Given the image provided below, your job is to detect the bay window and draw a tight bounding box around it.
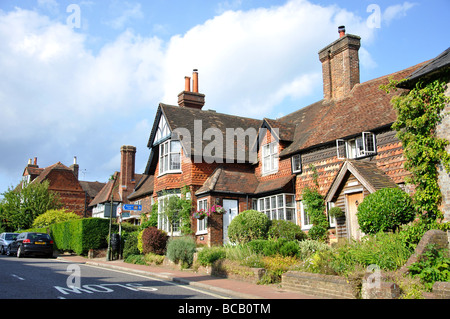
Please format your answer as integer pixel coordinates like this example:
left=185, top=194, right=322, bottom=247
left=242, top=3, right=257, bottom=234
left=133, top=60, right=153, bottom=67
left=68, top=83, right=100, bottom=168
left=159, top=140, right=181, bottom=175
left=257, top=193, right=296, bottom=223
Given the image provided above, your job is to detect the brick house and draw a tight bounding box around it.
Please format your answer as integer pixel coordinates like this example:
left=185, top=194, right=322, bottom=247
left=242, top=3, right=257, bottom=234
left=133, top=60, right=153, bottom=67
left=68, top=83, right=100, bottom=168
left=21, top=157, right=104, bottom=217
left=134, top=26, right=439, bottom=245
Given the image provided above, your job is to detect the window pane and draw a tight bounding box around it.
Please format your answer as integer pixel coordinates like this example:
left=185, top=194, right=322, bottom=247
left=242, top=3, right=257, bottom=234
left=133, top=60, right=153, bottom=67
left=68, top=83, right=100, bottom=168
left=170, top=140, right=181, bottom=153
left=271, top=196, right=276, bottom=209
left=285, top=195, right=294, bottom=207
left=170, top=153, right=180, bottom=170
left=265, top=198, right=270, bottom=211
left=277, top=195, right=284, bottom=208
left=286, top=208, right=295, bottom=222
left=277, top=208, right=284, bottom=220
left=271, top=209, right=277, bottom=220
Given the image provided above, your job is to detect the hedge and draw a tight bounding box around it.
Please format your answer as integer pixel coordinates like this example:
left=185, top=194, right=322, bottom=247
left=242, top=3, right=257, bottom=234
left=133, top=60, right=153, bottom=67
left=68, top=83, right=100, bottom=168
left=50, top=218, right=110, bottom=255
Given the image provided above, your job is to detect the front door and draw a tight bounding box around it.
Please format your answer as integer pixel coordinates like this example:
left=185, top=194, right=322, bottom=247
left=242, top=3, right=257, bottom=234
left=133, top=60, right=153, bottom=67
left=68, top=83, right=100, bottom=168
left=347, top=192, right=364, bottom=240
left=222, top=199, right=238, bottom=245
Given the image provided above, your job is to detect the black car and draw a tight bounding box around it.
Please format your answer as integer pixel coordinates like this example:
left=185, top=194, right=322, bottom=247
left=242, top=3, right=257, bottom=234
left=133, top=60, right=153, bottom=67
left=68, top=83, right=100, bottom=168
left=6, top=232, right=54, bottom=258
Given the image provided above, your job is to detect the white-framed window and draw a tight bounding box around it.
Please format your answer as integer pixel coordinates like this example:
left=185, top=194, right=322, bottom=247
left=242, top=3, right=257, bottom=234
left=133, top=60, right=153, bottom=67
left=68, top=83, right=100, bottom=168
left=257, top=193, right=296, bottom=223
left=262, top=141, right=279, bottom=175
left=196, top=198, right=208, bottom=235
left=299, top=201, right=313, bottom=230
left=155, top=115, right=170, bottom=143
left=158, top=194, right=181, bottom=236
left=159, top=140, right=182, bottom=175
left=336, top=132, right=376, bottom=159
left=291, top=154, right=302, bottom=173
left=327, top=202, right=336, bottom=228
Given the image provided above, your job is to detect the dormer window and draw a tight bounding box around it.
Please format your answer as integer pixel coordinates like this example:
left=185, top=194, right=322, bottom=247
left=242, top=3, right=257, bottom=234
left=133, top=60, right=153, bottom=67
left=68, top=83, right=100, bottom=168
left=262, top=141, right=278, bottom=175
left=291, top=154, right=302, bottom=173
left=336, top=132, right=376, bottom=159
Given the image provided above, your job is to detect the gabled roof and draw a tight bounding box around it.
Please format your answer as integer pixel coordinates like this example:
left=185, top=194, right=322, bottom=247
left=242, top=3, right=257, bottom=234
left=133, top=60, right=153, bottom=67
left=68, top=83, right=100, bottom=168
left=278, top=62, right=427, bottom=157
left=89, top=172, right=121, bottom=206
left=146, top=104, right=263, bottom=172
left=31, top=162, right=72, bottom=185
left=79, top=181, right=106, bottom=199
left=325, top=160, right=398, bottom=202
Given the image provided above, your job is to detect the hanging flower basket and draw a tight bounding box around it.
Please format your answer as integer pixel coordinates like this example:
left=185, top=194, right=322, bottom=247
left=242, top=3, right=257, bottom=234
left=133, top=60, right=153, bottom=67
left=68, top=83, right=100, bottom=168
left=192, top=209, right=210, bottom=220
left=209, top=204, right=226, bottom=215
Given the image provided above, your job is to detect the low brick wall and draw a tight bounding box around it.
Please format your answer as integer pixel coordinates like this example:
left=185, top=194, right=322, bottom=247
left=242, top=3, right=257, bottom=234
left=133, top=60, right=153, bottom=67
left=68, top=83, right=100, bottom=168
left=282, top=271, right=357, bottom=299
left=211, top=259, right=266, bottom=284
left=424, top=282, right=450, bottom=299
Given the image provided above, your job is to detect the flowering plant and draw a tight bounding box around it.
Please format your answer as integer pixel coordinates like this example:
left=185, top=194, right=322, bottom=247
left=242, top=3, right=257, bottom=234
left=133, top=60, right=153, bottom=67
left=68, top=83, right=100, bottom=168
left=209, top=204, right=226, bottom=215
left=192, top=209, right=210, bottom=220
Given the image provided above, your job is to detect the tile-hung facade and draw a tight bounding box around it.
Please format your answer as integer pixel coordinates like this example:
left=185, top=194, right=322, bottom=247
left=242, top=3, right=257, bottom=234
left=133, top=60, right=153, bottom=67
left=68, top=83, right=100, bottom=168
left=130, top=26, right=445, bottom=246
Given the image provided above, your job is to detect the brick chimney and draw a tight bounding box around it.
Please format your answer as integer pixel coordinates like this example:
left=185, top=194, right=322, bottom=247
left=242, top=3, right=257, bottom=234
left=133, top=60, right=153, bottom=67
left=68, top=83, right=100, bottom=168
left=318, top=26, right=361, bottom=100
left=177, top=69, right=205, bottom=109
left=119, top=145, right=136, bottom=201
left=70, top=156, right=79, bottom=180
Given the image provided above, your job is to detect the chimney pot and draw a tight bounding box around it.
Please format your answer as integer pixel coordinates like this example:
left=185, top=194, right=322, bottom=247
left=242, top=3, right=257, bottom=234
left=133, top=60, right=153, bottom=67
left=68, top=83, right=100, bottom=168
left=34, top=157, right=37, bottom=165
left=184, top=76, right=191, bottom=92
left=193, top=69, right=199, bottom=93
left=338, top=25, right=346, bottom=38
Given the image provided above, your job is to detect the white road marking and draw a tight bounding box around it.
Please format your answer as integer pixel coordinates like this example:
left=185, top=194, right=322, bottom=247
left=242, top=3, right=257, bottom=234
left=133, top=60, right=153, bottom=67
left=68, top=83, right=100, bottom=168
left=11, top=274, right=25, bottom=280
left=56, top=260, right=229, bottom=299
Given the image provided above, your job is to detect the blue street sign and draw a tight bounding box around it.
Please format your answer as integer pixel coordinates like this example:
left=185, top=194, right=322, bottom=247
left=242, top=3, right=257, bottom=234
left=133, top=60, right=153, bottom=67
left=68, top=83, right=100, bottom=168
left=123, top=204, right=142, bottom=211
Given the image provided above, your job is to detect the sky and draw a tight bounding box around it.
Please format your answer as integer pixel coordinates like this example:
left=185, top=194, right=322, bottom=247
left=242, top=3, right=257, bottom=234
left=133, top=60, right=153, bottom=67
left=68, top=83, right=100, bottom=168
left=0, top=0, right=449, bottom=196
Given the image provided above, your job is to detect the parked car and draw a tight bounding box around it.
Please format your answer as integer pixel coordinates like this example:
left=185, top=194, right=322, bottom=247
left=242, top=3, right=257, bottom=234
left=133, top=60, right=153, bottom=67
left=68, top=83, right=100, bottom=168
left=6, top=232, right=54, bottom=258
left=0, top=232, right=19, bottom=255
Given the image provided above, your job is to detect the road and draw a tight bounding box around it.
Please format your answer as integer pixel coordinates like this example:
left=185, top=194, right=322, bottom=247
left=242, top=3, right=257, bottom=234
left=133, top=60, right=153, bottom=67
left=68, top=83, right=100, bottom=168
left=0, top=254, right=231, bottom=300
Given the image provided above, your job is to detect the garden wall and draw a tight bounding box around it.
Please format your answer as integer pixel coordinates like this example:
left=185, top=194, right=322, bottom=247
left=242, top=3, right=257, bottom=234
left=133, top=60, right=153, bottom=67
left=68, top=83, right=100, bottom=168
left=282, top=271, right=357, bottom=299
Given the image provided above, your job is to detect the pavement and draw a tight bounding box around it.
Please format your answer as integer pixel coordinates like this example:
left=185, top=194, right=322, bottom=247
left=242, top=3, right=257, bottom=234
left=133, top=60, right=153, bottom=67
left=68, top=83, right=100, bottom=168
left=56, top=254, right=319, bottom=299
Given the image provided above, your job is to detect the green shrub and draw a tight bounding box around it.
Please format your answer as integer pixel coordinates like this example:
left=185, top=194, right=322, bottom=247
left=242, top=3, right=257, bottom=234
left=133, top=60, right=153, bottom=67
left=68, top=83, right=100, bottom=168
left=279, top=240, right=300, bottom=257
left=32, top=209, right=81, bottom=228
left=144, top=252, right=165, bottom=265
left=50, top=218, right=110, bottom=255
left=332, top=232, right=413, bottom=275
left=123, top=231, right=140, bottom=259
left=297, top=239, right=331, bottom=260
left=166, top=236, right=197, bottom=269
left=259, top=255, right=299, bottom=284
left=357, top=187, right=416, bottom=234
left=141, top=227, right=168, bottom=255
left=247, top=239, right=269, bottom=254
left=196, top=246, right=226, bottom=267
left=268, top=220, right=307, bottom=241
left=124, top=254, right=146, bottom=265
left=408, top=245, right=450, bottom=291
left=228, top=210, right=270, bottom=244
left=248, top=238, right=299, bottom=257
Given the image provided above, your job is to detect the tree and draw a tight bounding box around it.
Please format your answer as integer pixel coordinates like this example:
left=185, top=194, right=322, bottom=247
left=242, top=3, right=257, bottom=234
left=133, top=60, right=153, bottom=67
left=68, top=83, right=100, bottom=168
left=32, top=208, right=81, bottom=228
left=0, top=180, right=61, bottom=231
left=356, top=187, right=415, bottom=234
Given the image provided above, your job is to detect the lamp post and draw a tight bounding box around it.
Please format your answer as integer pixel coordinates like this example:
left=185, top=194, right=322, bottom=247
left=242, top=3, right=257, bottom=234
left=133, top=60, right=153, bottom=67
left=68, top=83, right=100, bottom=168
left=106, top=175, right=119, bottom=261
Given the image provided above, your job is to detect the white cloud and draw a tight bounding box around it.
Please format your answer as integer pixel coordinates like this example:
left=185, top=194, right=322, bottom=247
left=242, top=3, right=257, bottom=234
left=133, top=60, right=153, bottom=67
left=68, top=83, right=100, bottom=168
left=0, top=0, right=399, bottom=191
left=161, top=0, right=375, bottom=118
left=383, top=2, right=417, bottom=25
left=105, top=2, right=144, bottom=30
